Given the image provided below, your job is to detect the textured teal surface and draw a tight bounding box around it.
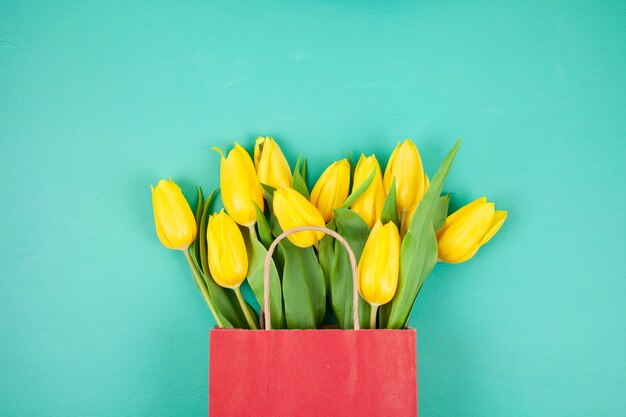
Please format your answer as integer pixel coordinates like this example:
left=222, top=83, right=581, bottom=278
left=1, top=1, right=625, bottom=416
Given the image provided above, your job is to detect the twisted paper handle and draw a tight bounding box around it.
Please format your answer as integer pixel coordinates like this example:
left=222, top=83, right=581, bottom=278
left=263, top=226, right=360, bottom=330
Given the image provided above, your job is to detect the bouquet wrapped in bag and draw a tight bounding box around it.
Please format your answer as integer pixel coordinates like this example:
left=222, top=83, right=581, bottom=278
left=150, top=137, right=507, bottom=416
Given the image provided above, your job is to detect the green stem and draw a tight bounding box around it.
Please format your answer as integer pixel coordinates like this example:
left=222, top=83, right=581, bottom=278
left=233, top=286, right=259, bottom=330
left=183, top=250, right=225, bottom=328
left=370, top=305, right=379, bottom=329
left=248, top=224, right=257, bottom=240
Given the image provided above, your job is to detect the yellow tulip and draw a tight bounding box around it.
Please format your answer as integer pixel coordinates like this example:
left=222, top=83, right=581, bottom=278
left=214, top=143, right=264, bottom=227
left=401, top=174, right=430, bottom=236
left=437, top=197, right=507, bottom=263
left=350, top=154, right=386, bottom=228
left=254, top=136, right=292, bottom=189
left=273, top=187, right=325, bottom=247
left=358, top=220, right=401, bottom=328
left=151, top=179, right=197, bottom=250
left=383, top=139, right=425, bottom=215
left=310, top=159, right=350, bottom=222
left=206, top=210, right=248, bottom=288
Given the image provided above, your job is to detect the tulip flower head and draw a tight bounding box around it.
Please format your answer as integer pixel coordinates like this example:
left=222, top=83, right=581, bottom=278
left=254, top=136, right=292, bottom=190
left=151, top=179, right=197, bottom=250
left=206, top=210, right=249, bottom=288
left=383, top=139, right=425, bottom=215
left=273, top=187, right=326, bottom=248
left=437, top=197, right=507, bottom=263
left=350, top=154, right=386, bottom=228
left=358, top=220, right=401, bottom=307
left=310, top=159, right=351, bottom=222
left=214, top=143, right=264, bottom=227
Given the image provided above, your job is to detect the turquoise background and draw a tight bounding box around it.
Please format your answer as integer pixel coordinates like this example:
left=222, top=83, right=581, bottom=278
left=1, top=1, right=625, bottom=416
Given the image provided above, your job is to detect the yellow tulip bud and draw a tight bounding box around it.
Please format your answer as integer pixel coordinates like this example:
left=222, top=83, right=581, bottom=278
left=214, top=143, right=264, bottom=227
left=273, top=187, right=325, bottom=248
left=350, top=154, right=386, bottom=228
left=254, top=136, right=292, bottom=190
left=206, top=210, right=248, bottom=288
left=401, top=174, right=430, bottom=236
left=437, top=197, right=507, bottom=263
left=310, top=159, right=350, bottom=222
left=384, top=139, right=425, bottom=214
left=358, top=220, right=401, bottom=306
left=151, top=179, right=197, bottom=250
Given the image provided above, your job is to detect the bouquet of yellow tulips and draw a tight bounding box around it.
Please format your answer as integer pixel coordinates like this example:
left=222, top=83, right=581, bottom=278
left=151, top=137, right=506, bottom=330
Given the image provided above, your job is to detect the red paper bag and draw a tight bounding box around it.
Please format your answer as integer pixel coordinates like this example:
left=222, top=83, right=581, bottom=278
left=209, top=226, right=418, bottom=417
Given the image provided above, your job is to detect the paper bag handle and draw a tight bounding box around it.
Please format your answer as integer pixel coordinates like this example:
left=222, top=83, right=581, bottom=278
left=263, top=225, right=360, bottom=330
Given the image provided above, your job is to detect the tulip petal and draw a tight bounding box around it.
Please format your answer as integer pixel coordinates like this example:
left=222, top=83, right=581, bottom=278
left=219, top=144, right=264, bottom=226
left=447, top=243, right=480, bottom=263
left=437, top=196, right=487, bottom=237
left=350, top=154, right=385, bottom=228
left=151, top=179, right=197, bottom=250
left=479, top=210, right=507, bottom=246
left=207, top=211, right=248, bottom=288
left=256, top=138, right=292, bottom=190
left=358, top=221, right=400, bottom=306
left=383, top=139, right=425, bottom=212
left=445, top=210, right=506, bottom=264
left=358, top=221, right=383, bottom=302
left=310, top=160, right=350, bottom=222
left=253, top=136, right=264, bottom=168
left=382, top=144, right=400, bottom=192
left=379, top=222, right=401, bottom=304
left=152, top=185, right=173, bottom=249
left=274, top=188, right=325, bottom=247
left=438, top=202, right=494, bottom=262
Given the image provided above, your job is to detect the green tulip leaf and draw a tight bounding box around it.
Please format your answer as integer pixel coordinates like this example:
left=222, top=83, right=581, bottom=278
left=292, top=155, right=310, bottom=198
left=194, top=186, right=203, bottom=224
left=357, top=291, right=372, bottom=329
left=261, top=183, right=276, bottom=209
left=378, top=301, right=391, bottom=329
left=198, top=195, right=215, bottom=275
left=245, top=299, right=260, bottom=324
left=205, top=273, right=249, bottom=328
left=341, top=169, right=376, bottom=209
left=241, top=227, right=285, bottom=329
left=317, top=219, right=336, bottom=294
left=387, top=139, right=460, bottom=329
left=193, top=188, right=217, bottom=261
left=267, top=217, right=285, bottom=270
left=381, top=178, right=400, bottom=228
left=187, top=250, right=247, bottom=329
left=261, top=182, right=284, bottom=265
left=191, top=190, right=250, bottom=329
left=293, top=154, right=302, bottom=175
left=433, top=194, right=451, bottom=232
left=301, top=158, right=308, bottom=179
left=330, top=208, right=371, bottom=329
left=347, top=152, right=355, bottom=178
left=254, top=203, right=273, bottom=248
left=281, top=240, right=326, bottom=329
